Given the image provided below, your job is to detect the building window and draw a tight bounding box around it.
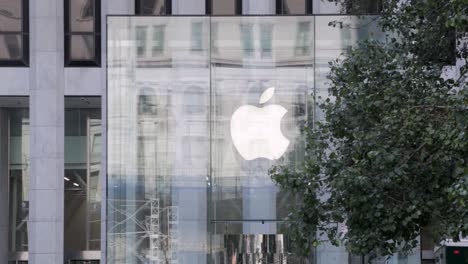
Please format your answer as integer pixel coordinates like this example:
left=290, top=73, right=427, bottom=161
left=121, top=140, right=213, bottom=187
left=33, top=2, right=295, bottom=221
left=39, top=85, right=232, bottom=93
left=240, top=24, right=254, bottom=57
left=295, top=21, right=311, bottom=56
left=0, top=0, right=29, bottom=66
left=136, top=26, right=147, bottom=57
left=191, top=22, right=203, bottom=52
left=206, top=0, right=242, bottom=15
left=312, top=0, right=382, bottom=14
left=260, top=24, right=273, bottom=58
left=276, top=0, right=312, bottom=15
left=345, top=0, right=382, bottom=14
left=64, top=0, right=101, bottom=67
left=136, top=0, right=171, bottom=15
left=0, top=98, right=29, bottom=263
left=64, top=97, right=102, bottom=263
left=152, top=25, right=165, bottom=56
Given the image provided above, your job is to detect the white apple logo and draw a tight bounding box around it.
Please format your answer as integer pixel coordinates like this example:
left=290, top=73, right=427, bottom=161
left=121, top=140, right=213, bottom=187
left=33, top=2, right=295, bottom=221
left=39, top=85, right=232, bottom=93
left=230, top=87, right=290, bottom=161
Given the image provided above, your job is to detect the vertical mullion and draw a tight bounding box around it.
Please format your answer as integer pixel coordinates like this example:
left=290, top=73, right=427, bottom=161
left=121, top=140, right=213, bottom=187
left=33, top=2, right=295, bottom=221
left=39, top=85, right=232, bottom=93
left=22, top=0, right=29, bottom=65
left=64, top=0, right=70, bottom=65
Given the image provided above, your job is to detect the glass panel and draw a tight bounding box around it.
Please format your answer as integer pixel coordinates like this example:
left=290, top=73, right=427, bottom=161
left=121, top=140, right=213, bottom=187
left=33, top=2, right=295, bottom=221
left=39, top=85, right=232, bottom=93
left=108, top=17, right=210, bottom=264
left=210, top=17, right=312, bottom=263
left=6, top=108, right=29, bottom=254
left=64, top=106, right=102, bottom=261
left=280, top=0, right=306, bottom=14
left=70, top=0, right=95, bottom=32
left=0, top=0, right=22, bottom=32
left=70, top=34, right=95, bottom=60
left=212, top=0, right=236, bottom=15
left=0, top=34, right=22, bottom=60
left=139, top=0, right=166, bottom=15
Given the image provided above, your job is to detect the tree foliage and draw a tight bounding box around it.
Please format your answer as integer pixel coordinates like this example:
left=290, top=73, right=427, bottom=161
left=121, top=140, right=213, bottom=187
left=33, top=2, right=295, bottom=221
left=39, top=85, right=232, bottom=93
left=271, top=0, right=468, bottom=257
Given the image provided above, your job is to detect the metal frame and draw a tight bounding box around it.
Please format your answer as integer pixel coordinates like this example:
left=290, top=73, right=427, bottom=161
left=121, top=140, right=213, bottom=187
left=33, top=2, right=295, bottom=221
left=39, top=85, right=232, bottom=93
left=0, top=0, right=29, bottom=67
left=64, top=0, right=101, bottom=67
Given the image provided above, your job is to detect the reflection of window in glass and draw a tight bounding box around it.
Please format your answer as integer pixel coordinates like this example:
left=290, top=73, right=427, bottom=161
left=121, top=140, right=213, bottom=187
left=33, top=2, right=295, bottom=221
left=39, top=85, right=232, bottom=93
left=138, top=94, right=158, bottom=116
left=0, top=0, right=29, bottom=66
left=136, top=26, right=147, bottom=57
left=241, top=24, right=254, bottom=57
left=295, top=21, right=311, bottom=56
left=3, top=108, right=29, bottom=258
left=260, top=24, right=273, bottom=58
left=152, top=25, right=164, bottom=56
left=276, top=0, right=310, bottom=14
left=64, top=105, right=102, bottom=263
left=65, top=0, right=101, bottom=66
left=135, top=0, right=171, bottom=15
left=184, top=86, right=206, bottom=114
left=191, top=22, right=203, bottom=52
left=211, top=22, right=219, bottom=54
left=209, top=0, right=241, bottom=15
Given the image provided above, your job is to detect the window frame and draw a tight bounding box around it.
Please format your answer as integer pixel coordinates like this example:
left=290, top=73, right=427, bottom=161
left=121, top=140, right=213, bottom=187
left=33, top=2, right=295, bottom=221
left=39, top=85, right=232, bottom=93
left=206, top=0, right=242, bottom=15
left=276, top=0, right=312, bottom=15
left=64, top=0, right=101, bottom=67
left=0, top=0, right=29, bottom=67
left=135, top=0, right=172, bottom=15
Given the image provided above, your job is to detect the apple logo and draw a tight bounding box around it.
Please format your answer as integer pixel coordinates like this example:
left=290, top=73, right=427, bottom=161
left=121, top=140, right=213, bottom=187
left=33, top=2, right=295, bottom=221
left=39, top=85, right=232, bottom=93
left=230, top=87, right=290, bottom=161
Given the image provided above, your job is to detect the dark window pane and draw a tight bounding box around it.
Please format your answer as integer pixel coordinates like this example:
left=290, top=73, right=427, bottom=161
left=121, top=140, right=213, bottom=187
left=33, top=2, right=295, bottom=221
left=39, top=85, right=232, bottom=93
left=140, top=0, right=166, bottom=15
left=70, top=0, right=95, bottom=32
left=212, top=0, right=236, bottom=15
left=346, top=0, right=382, bottom=14
left=0, top=34, right=22, bottom=60
left=0, top=0, right=22, bottom=32
left=280, top=0, right=306, bottom=14
left=70, top=34, right=95, bottom=60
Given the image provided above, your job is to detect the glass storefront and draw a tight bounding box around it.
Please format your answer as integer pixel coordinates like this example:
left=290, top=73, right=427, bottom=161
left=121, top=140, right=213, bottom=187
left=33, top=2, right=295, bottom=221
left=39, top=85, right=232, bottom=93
left=64, top=97, right=102, bottom=263
left=108, top=16, right=418, bottom=264
left=0, top=97, right=29, bottom=264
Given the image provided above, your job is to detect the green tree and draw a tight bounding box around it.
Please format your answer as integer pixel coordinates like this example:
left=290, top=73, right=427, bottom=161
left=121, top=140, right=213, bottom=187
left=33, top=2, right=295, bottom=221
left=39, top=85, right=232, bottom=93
left=271, top=0, right=468, bottom=258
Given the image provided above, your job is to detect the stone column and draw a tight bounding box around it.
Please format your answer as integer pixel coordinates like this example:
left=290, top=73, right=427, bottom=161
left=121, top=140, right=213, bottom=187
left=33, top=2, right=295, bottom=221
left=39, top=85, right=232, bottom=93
left=0, top=109, right=9, bottom=263
left=28, top=0, right=65, bottom=263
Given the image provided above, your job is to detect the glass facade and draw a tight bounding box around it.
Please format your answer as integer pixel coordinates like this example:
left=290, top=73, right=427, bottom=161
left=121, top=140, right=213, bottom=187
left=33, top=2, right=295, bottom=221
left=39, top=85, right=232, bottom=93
left=107, top=16, right=420, bottom=264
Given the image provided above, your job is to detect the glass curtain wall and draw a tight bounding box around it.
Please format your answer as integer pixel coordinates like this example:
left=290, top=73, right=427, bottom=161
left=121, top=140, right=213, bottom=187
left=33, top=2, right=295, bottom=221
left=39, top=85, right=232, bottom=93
left=108, top=17, right=210, bottom=264
left=108, top=16, right=420, bottom=264
left=64, top=97, right=102, bottom=263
